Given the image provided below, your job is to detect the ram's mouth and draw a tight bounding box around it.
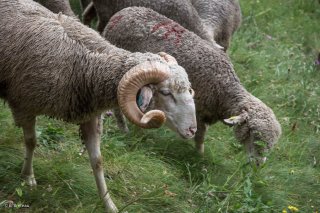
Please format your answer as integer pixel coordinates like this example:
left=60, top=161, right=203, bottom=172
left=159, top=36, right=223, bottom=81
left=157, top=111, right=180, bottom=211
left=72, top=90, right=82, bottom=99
left=177, top=128, right=195, bottom=139
left=165, top=115, right=196, bottom=139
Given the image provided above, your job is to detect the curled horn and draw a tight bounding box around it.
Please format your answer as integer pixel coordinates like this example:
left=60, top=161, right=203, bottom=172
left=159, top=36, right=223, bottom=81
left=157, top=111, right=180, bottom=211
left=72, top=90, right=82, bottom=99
left=117, top=61, right=171, bottom=128
left=158, top=52, right=178, bottom=65
left=223, top=110, right=249, bottom=126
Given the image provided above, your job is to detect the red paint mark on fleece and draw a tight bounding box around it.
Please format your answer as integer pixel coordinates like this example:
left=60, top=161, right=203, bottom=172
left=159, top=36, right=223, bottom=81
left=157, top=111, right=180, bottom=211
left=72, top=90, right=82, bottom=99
left=151, top=21, right=185, bottom=46
left=108, top=15, right=124, bottom=30
left=151, top=21, right=172, bottom=33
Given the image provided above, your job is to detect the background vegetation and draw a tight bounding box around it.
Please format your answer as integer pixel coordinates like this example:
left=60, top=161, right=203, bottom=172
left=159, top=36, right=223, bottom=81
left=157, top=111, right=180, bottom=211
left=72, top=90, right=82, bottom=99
left=1, top=0, right=319, bottom=212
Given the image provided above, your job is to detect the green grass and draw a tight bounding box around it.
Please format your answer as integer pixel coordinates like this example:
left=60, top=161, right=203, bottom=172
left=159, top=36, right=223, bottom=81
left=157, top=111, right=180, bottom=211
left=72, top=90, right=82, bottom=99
left=1, top=0, right=320, bottom=212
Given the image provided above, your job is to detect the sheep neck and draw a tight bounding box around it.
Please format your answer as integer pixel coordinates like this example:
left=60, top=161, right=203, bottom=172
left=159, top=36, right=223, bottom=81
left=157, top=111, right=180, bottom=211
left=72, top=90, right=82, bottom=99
left=66, top=50, right=131, bottom=122
left=174, top=42, right=248, bottom=122
left=217, top=82, right=252, bottom=120
left=174, top=42, right=250, bottom=122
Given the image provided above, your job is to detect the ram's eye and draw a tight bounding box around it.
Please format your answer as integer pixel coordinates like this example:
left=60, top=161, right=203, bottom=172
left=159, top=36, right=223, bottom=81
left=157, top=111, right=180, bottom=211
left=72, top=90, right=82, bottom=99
left=160, top=90, right=171, bottom=96
left=189, top=88, right=195, bottom=97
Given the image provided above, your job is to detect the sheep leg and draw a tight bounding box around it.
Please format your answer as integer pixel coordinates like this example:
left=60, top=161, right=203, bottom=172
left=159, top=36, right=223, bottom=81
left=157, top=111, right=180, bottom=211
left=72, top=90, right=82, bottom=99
left=82, top=2, right=96, bottom=26
left=80, top=116, right=118, bottom=213
left=21, top=118, right=37, bottom=186
left=80, top=0, right=92, bottom=11
left=113, top=108, right=129, bottom=133
left=194, top=119, right=208, bottom=154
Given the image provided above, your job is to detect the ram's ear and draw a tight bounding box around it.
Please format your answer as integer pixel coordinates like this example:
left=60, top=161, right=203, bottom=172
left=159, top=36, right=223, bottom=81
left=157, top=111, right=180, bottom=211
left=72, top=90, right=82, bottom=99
left=158, top=52, right=178, bottom=65
left=223, top=111, right=248, bottom=126
left=137, top=86, right=153, bottom=112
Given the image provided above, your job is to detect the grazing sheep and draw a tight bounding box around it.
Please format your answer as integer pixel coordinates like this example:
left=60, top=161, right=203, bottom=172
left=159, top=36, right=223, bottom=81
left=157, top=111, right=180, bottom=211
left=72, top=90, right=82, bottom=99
left=35, top=0, right=76, bottom=17
left=104, top=7, right=281, bottom=165
left=191, top=0, right=242, bottom=50
left=82, top=0, right=219, bottom=47
left=0, top=1, right=197, bottom=212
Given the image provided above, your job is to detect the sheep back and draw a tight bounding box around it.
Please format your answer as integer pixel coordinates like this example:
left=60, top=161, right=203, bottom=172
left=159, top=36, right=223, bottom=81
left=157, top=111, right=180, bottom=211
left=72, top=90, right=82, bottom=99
left=92, top=0, right=212, bottom=42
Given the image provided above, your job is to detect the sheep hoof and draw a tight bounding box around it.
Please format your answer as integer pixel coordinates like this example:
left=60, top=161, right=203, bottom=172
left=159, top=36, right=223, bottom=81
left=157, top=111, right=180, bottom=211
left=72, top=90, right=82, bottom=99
left=23, top=175, right=37, bottom=187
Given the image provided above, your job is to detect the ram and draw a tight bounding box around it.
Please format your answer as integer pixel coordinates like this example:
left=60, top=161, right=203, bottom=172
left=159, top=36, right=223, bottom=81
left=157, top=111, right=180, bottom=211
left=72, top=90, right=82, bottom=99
left=0, top=1, right=197, bottom=212
left=104, top=7, right=281, bottom=166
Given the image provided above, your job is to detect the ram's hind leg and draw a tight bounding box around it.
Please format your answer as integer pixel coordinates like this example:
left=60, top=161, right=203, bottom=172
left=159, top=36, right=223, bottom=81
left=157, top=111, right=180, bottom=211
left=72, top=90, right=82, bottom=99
left=80, top=116, right=118, bottom=213
left=20, top=118, right=37, bottom=186
left=113, top=108, right=129, bottom=133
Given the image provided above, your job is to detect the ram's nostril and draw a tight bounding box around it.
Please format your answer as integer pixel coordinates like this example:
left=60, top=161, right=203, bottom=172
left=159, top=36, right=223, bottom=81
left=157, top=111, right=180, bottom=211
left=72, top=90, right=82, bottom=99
left=189, top=126, right=197, bottom=134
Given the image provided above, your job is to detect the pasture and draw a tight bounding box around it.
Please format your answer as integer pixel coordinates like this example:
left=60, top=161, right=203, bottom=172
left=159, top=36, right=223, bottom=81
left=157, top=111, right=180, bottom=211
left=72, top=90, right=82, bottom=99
left=0, top=0, right=319, bottom=212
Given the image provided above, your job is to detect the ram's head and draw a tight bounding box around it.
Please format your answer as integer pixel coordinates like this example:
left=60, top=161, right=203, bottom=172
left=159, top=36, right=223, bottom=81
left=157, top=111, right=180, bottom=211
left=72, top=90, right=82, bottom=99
left=118, top=52, right=197, bottom=139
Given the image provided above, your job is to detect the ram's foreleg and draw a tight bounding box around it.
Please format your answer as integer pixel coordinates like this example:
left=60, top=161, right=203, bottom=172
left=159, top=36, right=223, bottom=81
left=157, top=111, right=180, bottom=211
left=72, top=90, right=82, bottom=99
left=80, top=115, right=118, bottom=213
